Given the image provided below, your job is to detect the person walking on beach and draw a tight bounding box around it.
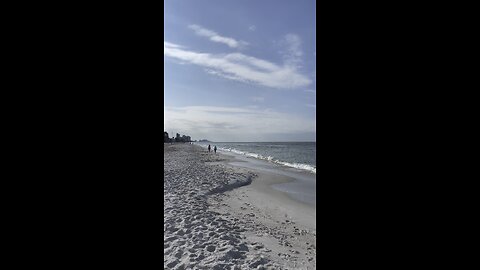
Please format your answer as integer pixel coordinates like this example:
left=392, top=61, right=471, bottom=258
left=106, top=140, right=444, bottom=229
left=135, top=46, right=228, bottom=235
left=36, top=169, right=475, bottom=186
left=208, top=144, right=211, bottom=152
left=214, top=146, right=217, bottom=153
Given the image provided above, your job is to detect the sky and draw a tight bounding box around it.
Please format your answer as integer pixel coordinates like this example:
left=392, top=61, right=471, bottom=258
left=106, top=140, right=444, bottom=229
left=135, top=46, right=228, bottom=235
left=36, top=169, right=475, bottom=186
left=164, top=0, right=316, bottom=142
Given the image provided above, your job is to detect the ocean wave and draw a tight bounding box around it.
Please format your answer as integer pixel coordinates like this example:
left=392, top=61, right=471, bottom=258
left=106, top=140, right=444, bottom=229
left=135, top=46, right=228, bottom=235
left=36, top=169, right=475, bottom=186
left=218, top=147, right=316, bottom=174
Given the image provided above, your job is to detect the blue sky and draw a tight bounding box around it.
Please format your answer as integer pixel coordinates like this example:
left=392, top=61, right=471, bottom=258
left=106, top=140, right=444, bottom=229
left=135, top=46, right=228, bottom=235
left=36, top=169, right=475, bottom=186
left=164, top=0, right=316, bottom=142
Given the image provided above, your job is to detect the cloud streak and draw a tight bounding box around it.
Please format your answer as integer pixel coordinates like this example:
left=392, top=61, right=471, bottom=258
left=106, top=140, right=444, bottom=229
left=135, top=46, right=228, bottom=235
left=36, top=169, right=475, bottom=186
left=164, top=42, right=312, bottom=89
left=281, top=34, right=303, bottom=69
left=189, top=24, right=248, bottom=49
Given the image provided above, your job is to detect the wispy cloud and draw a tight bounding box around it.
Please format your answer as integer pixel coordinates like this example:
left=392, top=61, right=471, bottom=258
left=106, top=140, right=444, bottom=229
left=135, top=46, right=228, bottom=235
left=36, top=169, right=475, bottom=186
left=163, top=42, right=185, bottom=49
left=248, top=25, right=256, bottom=31
left=189, top=24, right=248, bottom=49
left=281, top=33, right=304, bottom=69
left=164, top=106, right=315, bottom=141
left=164, top=41, right=312, bottom=89
left=306, top=104, right=316, bottom=109
left=305, top=89, right=316, bottom=94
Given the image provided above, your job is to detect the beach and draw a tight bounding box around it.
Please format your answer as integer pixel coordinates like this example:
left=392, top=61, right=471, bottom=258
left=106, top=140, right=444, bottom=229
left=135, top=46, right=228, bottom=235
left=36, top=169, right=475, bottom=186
left=164, top=143, right=316, bottom=269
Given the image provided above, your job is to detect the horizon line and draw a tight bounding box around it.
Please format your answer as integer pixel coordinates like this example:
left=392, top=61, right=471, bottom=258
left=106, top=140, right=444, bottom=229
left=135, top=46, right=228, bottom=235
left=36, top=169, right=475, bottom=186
left=194, top=141, right=316, bottom=143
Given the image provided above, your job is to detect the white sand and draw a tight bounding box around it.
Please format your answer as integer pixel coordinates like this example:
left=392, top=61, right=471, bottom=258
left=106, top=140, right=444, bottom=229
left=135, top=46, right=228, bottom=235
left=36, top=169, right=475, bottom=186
left=164, top=144, right=316, bottom=269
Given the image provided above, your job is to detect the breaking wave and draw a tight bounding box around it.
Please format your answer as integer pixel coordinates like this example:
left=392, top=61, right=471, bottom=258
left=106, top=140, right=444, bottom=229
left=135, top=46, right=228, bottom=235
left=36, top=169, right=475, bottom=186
left=217, top=146, right=316, bottom=174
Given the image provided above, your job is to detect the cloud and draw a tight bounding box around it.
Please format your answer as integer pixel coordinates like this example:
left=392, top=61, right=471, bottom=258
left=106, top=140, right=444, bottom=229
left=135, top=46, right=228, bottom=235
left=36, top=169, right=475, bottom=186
left=164, top=41, right=312, bottom=89
left=306, top=104, right=316, bottom=109
left=164, top=106, right=315, bottom=141
left=248, top=25, right=256, bottom=31
left=281, top=34, right=303, bottom=69
left=188, top=24, right=248, bottom=49
left=163, top=42, right=185, bottom=49
left=305, top=89, right=316, bottom=94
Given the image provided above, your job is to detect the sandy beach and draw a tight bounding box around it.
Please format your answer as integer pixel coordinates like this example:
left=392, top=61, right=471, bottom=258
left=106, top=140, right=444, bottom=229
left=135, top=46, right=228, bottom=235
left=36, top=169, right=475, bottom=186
left=164, top=143, right=316, bottom=269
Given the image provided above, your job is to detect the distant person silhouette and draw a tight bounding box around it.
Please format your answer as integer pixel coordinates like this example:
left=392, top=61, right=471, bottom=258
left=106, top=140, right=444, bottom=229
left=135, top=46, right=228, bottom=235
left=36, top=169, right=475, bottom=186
left=214, top=146, right=217, bottom=153
left=208, top=145, right=211, bottom=152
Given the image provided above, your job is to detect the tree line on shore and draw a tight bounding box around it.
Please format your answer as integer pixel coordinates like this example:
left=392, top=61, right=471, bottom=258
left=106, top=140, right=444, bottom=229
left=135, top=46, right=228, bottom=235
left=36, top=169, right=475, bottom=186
left=164, top=131, right=192, bottom=143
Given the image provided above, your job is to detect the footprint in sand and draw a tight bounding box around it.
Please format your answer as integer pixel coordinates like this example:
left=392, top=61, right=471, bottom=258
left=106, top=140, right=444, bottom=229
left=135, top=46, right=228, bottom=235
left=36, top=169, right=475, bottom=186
left=166, top=260, right=179, bottom=268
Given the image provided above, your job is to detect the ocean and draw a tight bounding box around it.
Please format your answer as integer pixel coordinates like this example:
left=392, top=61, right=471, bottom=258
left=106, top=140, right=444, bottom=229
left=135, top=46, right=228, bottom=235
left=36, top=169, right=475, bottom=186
left=195, top=142, right=316, bottom=174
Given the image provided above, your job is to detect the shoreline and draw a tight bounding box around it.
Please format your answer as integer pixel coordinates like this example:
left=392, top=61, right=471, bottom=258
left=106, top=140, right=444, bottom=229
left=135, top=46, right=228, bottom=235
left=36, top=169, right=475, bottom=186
left=204, top=145, right=316, bottom=228
left=193, top=142, right=317, bottom=175
left=210, top=146, right=316, bottom=208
